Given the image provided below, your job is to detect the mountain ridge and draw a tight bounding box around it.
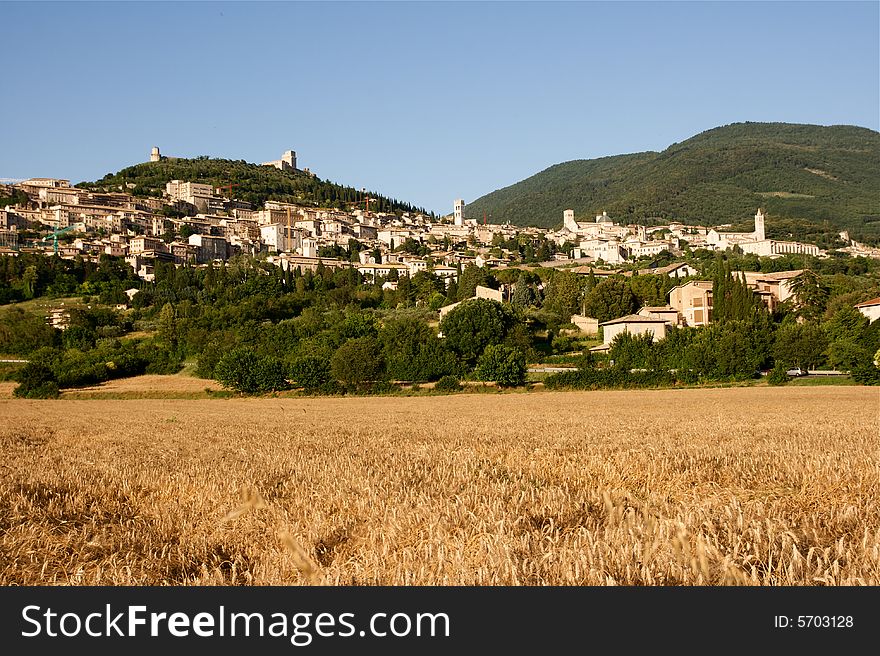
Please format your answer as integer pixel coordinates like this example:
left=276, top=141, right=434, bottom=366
left=466, top=122, right=880, bottom=243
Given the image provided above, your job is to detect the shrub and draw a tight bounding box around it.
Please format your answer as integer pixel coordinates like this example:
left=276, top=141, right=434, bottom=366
left=439, top=299, right=517, bottom=365
left=137, top=341, right=184, bottom=375
left=195, top=341, right=226, bottom=379
left=767, top=364, right=789, bottom=386
left=289, top=355, right=332, bottom=391
left=0, top=308, right=60, bottom=355
left=331, top=337, right=384, bottom=388
left=434, top=375, right=462, bottom=393
left=551, top=334, right=577, bottom=353
left=476, top=344, right=526, bottom=388
left=13, top=363, right=60, bottom=399
left=214, top=348, right=290, bottom=394
left=544, top=368, right=677, bottom=391
left=851, top=362, right=880, bottom=385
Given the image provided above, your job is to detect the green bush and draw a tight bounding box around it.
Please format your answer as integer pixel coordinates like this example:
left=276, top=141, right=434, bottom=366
left=851, top=362, right=880, bottom=385
left=766, top=364, right=789, bottom=386
left=434, top=375, right=462, bottom=393
left=476, top=344, right=526, bottom=388
left=331, top=337, right=384, bottom=387
left=0, top=308, right=60, bottom=355
left=544, top=368, right=677, bottom=391
left=439, top=299, right=518, bottom=365
left=214, top=348, right=290, bottom=394
left=289, top=355, right=331, bottom=391
left=13, top=363, right=60, bottom=399
left=137, top=341, right=184, bottom=375
left=551, top=334, right=577, bottom=353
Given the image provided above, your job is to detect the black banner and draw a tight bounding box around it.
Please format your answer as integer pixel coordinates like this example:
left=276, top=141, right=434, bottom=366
left=0, top=586, right=874, bottom=653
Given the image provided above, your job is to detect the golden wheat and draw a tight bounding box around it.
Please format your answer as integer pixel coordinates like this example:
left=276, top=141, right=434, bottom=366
left=0, top=386, right=878, bottom=585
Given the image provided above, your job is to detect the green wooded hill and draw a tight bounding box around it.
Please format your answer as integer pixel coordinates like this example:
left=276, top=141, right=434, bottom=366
left=77, top=157, right=431, bottom=216
left=466, top=122, right=880, bottom=243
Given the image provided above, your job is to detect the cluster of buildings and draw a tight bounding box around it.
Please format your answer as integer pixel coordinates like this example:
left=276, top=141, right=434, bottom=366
left=552, top=207, right=825, bottom=264
left=584, top=268, right=814, bottom=352
left=0, top=168, right=530, bottom=284
left=0, top=148, right=868, bottom=292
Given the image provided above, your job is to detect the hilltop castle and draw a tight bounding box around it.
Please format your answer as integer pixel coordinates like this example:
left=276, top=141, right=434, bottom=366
left=262, top=150, right=297, bottom=172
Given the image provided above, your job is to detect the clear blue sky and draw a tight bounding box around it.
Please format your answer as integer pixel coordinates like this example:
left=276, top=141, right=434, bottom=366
left=1, top=1, right=878, bottom=214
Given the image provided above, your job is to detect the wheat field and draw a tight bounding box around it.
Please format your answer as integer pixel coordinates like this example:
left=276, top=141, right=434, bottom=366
left=1, top=386, right=878, bottom=585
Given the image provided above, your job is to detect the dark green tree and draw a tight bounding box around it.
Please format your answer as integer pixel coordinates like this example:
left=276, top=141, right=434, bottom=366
left=787, top=269, right=829, bottom=322
left=13, top=363, right=60, bottom=399
left=439, top=298, right=517, bottom=365
left=214, top=348, right=289, bottom=394
left=773, top=322, right=827, bottom=370
left=289, top=355, right=332, bottom=391
left=456, top=265, right=495, bottom=301
left=331, top=337, right=385, bottom=387
left=582, top=277, right=638, bottom=323
left=542, top=270, right=584, bottom=319
left=476, top=344, right=526, bottom=387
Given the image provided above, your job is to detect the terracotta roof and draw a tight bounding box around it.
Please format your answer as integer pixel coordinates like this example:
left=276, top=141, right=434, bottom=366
left=855, top=297, right=880, bottom=308
left=750, top=269, right=804, bottom=281
left=600, top=314, right=670, bottom=326
left=637, top=262, right=695, bottom=275
left=570, top=266, right=620, bottom=275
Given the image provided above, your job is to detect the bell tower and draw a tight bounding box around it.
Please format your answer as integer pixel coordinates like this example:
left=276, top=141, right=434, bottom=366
left=754, top=208, right=766, bottom=241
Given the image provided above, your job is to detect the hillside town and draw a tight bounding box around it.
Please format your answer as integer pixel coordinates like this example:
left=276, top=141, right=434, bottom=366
left=3, top=150, right=878, bottom=280
left=2, top=149, right=880, bottom=342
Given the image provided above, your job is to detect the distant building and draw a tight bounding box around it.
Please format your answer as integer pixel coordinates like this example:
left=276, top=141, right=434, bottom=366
left=570, top=314, right=599, bottom=335
left=707, top=209, right=820, bottom=257
left=592, top=314, right=673, bottom=353
left=260, top=223, right=300, bottom=253
left=855, top=297, right=880, bottom=323
left=165, top=180, right=213, bottom=201
left=668, top=280, right=713, bottom=326
left=262, top=150, right=297, bottom=172
left=708, top=209, right=765, bottom=248
left=637, top=262, right=699, bottom=278
left=736, top=270, right=804, bottom=304
left=638, top=305, right=680, bottom=324
left=19, top=178, right=70, bottom=190
left=150, top=146, right=161, bottom=162
left=129, top=236, right=167, bottom=255
left=188, top=233, right=228, bottom=262
left=454, top=199, right=465, bottom=226
left=438, top=285, right=504, bottom=320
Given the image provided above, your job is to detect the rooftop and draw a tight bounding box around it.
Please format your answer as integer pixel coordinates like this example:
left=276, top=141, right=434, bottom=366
left=640, top=306, right=677, bottom=313
left=600, top=314, right=671, bottom=326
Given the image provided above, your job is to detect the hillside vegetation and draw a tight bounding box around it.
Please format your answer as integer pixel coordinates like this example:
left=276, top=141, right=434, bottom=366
left=466, top=122, right=880, bottom=242
left=77, top=157, right=431, bottom=216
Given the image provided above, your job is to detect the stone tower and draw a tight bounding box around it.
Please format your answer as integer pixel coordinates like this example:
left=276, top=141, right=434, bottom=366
left=282, top=150, right=297, bottom=170
left=563, top=209, right=577, bottom=232
left=150, top=146, right=161, bottom=162
left=454, top=199, right=465, bottom=226
left=754, top=208, right=766, bottom=241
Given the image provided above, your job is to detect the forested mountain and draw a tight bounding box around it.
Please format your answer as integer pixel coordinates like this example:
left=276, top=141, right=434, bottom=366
left=466, top=122, right=880, bottom=243
left=77, top=157, right=432, bottom=216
